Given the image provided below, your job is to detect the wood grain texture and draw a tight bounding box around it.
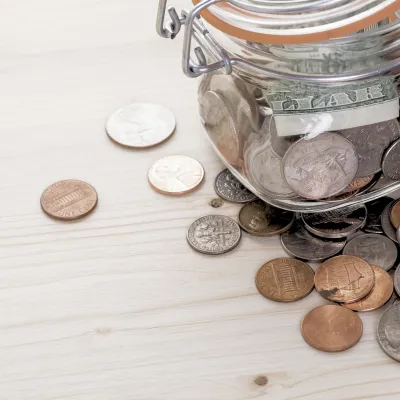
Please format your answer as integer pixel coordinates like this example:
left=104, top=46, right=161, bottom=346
left=0, top=0, right=399, bottom=399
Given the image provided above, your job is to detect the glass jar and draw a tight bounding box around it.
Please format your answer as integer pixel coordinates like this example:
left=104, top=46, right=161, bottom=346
left=156, top=0, right=400, bottom=212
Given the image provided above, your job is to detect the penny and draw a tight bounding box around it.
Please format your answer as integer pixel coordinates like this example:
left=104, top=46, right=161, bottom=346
left=382, top=138, right=400, bottom=180
left=282, top=132, right=358, bottom=200
left=377, top=302, right=400, bottom=362
left=40, top=180, right=98, bottom=221
left=302, top=204, right=367, bottom=239
left=280, top=220, right=346, bottom=262
left=363, top=197, right=393, bottom=234
left=356, top=173, right=382, bottom=195
left=341, top=119, right=400, bottom=178
left=148, top=155, right=204, bottom=196
left=239, top=200, right=294, bottom=237
left=344, top=266, right=393, bottom=312
left=106, top=103, right=176, bottom=148
left=381, top=201, right=397, bottom=242
left=390, top=199, right=400, bottom=229
left=302, top=305, right=363, bottom=352
left=214, top=169, right=257, bottom=203
left=314, top=255, right=375, bottom=303
left=393, top=264, right=400, bottom=298
left=322, top=190, right=360, bottom=203
left=343, top=234, right=397, bottom=271
left=255, top=258, right=314, bottom=302
left=186, top=215, right=241, bottom=255
left=341, top=175, right=375, bottom=194
left=200, top=90, right=241, bottom=166
left=244, top=133, right=296, bottom=199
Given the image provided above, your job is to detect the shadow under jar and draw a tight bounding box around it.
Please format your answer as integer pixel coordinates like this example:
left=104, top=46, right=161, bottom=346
left=157, top=0, right=400, bottom=212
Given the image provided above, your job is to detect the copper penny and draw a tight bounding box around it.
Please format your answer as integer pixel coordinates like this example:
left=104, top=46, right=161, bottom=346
left=314, top=255, right=375, bottom=303
left=40, top=180, right=98, bottom=221
left=390, top=199, right=400, bottom=229
left=301, top=305, right=363, bottom=352
left=340, top=175, right=374, bottom=194
left=344, top=266, right=393, bottom=312
left=255, top=258, right=314, bottom=302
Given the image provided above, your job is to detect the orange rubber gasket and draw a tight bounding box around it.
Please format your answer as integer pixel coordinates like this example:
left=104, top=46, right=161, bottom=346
left=192, top=0, right=400, bottom=44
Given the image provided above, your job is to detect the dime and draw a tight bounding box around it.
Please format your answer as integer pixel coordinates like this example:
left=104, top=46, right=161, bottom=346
left=394, top=264, right=400, bottom=298
left=381, top=201, right=397, bottom=242
left=148, top=155, right=204, bottom=196
left=344, top=266, right=393, bottom=312
left=363, top=197, right=393, bottom=233
left=214, top=169, right=257, bottom=203
left=244, top=133, right=296, bottom=199
left=255, top=258, right=314, bottom=302
left=343, top=234, right=397, bottom=271
left=302, top=204, right=367, bottom=239
left=282, top=132, right=358, bottom=200
left=377, top=302, right=400, bottom=362
left=239, top=200, right=294, bottom=237
left=200, top=91, right=241, bottom=166
left=186, top=215, right=241, bottom=255
left=341, top=119, right=400, bottom=178
left=302, top=305, right=363, bottom=352
left=106, top=103, right=175, bottom=148
left=280, top=220, right=346, bottom=261
left=40, top=180, right=98, bottom=221
left=390, top=199, right=400, bottom=229
left=314, top=255, right=375, bottom=303
left=382, top=138, right=400, bottom=180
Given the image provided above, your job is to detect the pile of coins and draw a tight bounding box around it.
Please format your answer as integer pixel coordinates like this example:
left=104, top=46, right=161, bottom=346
left=187, top=169, right=400, bottom=360
left=199, top=72, right=400, bottom=204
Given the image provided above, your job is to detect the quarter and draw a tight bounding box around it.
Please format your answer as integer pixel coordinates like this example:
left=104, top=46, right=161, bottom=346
left=256, top=258, right=314, bottom=302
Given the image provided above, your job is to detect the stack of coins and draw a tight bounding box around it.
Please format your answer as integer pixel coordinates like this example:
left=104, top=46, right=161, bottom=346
left=187, top=169, right=400, bottom=359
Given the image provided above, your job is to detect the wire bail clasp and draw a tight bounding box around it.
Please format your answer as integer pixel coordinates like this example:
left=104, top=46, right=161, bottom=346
left=156, top=0, right=184, bottom=39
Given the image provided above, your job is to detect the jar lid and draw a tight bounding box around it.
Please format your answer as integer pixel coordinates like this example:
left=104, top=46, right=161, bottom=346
left=192, top=0, right=400, bottom=44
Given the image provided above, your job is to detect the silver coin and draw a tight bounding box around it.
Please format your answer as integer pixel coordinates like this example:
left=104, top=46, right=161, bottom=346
left=214, top=169, right=257, bottom=203
left=381, top=201, right=397, bottom=242
left=282, top=132, right=358, bottom=200
left=343, top=234, right=398, bottom=271
left=106, top=103, right=176, bottom=148
left=267, top=117, right=300, bottom=158
left=200, top=91, right=241, bottom=167
left=302, top=204, right=367, bottom=239
left=281, top=220, right=346, bottom=261
left=394, top=265, right=400, bottom=298
left=397, top=226, right=400, bottom=245
left=377, top=302, right=400, bottom=362
left=244, top=133, right=297, bottom=199
left=363, top=197, right=393, bottom=234
left=382, top=138, right=400, bottom=180
left=187, top=215, right=241, bottom=255
left=341, top=119, right=400, bottom=178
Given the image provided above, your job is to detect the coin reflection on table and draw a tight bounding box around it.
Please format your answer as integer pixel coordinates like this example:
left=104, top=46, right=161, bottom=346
left=301, top=305, right=363, bottom=352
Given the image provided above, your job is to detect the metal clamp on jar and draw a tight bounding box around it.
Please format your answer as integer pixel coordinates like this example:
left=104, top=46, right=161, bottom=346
left=156, top=0, right=400, bottom=212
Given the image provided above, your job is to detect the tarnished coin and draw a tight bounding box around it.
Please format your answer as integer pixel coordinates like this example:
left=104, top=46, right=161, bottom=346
left=239, top=200, right=294, bottom=237
left=394, top=264, right=400, bottom=298
left=363, top=197, right=393, bottom=233
left=244, top=133, right=296, bottom=199
left=214, top=169, right=257, bottom=203
left=315, top=255, right=375, bottom=303
left=148, top=155, right=204, bottom=196
left=106, top=103, right=175, bottom=148
left=381, top=201, right=397, bottom=242
left=377, top=302, right=400, bottom=362
left=344, top=266, right=393, bottom=312
left=200, top=91, right=240, bottom=166
left=280, top=220, right=346, bottom=261
left=186, top=215, right=241, bottom=255
left=382, top=138, right=400, bottom=180
left=390, top=199, right=400, bottom=229
left=302, top=204, right=367, bottom=239
left=343, top=234, right=398, bottom=271
left=302, top=305, right=363, bottom=353
left=282, top=132, right=358, bottom=200
left=40, top=180, right=98, bottom=221
left=341, top=119, right=400, bottom=178
left=256, top=258, right=314, bottom=302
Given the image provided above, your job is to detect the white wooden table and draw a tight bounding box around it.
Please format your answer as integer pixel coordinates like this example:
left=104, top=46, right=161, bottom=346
left=1, top=1, right=399, bottom=399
